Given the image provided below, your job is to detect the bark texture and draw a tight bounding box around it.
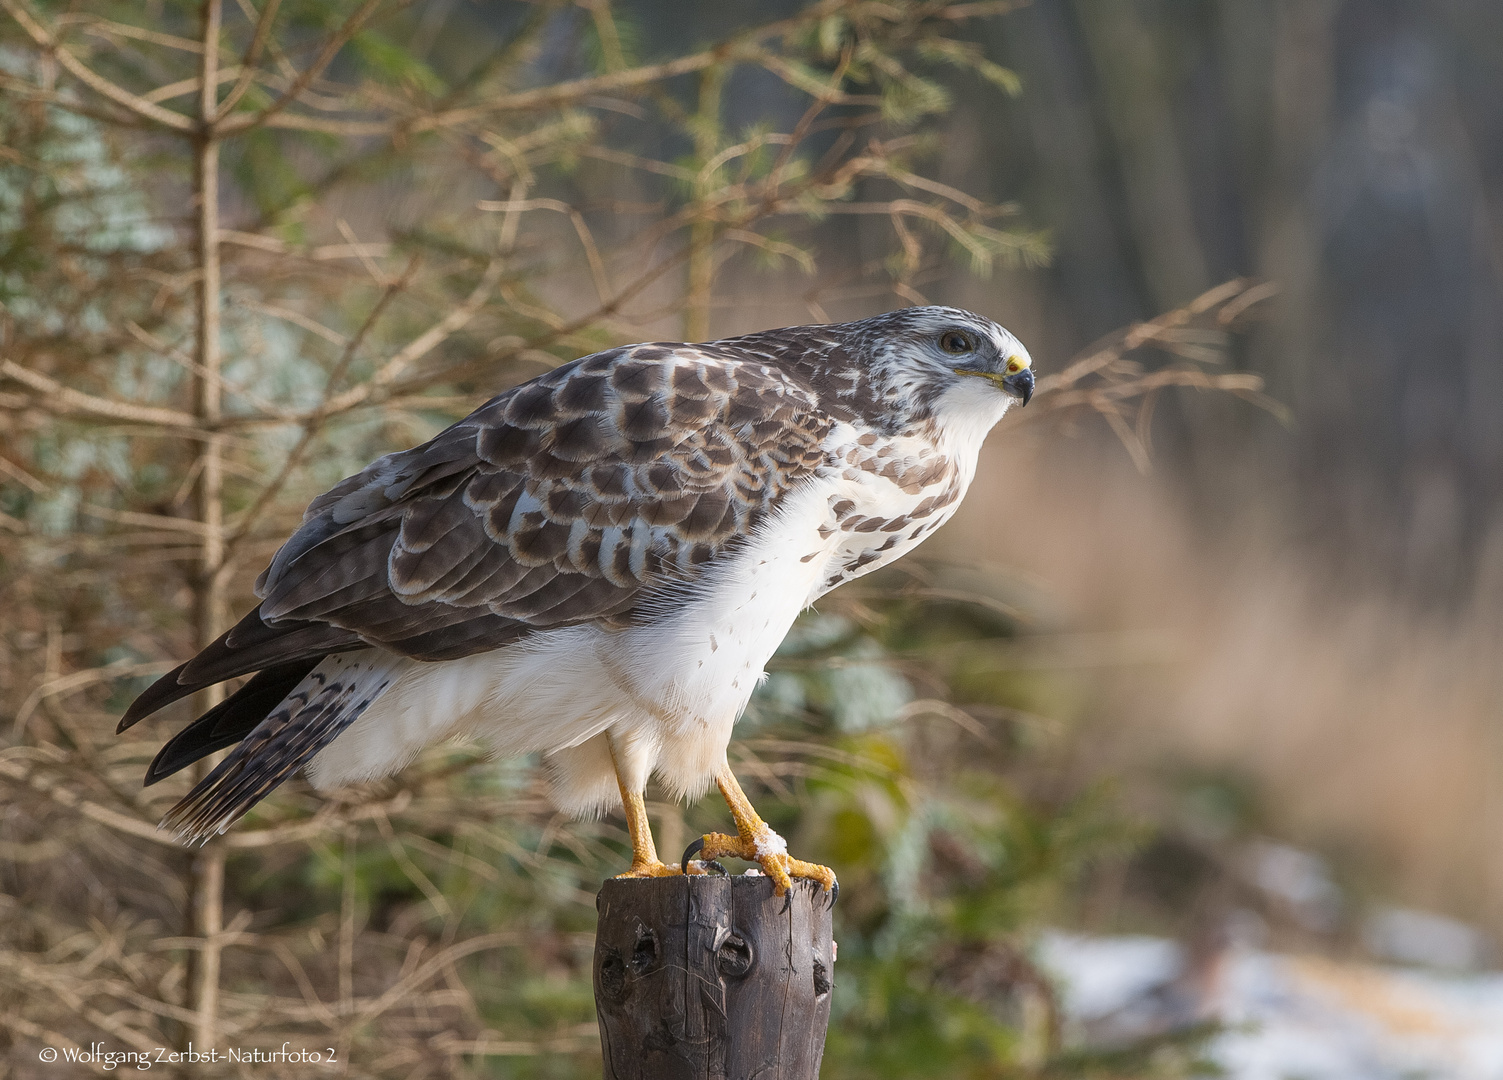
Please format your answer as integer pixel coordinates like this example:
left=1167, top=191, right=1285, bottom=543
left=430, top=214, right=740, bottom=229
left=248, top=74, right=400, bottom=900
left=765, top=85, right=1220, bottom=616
left=594, top=875, right=835, bottom=1080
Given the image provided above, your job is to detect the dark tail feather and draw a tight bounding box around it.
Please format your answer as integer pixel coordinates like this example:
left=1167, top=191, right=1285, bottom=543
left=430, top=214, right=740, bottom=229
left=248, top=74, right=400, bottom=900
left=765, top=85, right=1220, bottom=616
left=119, top=608, right=362, bottom=733
left=181, top=610, right=361, bottom=685
left=144, top=659, right=323, bottom=785
left=161, top=654, right=393, bottom=843
left=118, top=659, right=192, bottom=733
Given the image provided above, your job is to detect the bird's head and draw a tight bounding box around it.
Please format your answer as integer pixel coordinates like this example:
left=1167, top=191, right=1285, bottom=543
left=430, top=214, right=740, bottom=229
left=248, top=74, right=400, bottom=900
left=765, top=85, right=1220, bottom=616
left=713, top=305, right=1034, bottom=434
left=836, top=306, right=1034, bottom=438
left=881, top=306, right=1034, bottom=408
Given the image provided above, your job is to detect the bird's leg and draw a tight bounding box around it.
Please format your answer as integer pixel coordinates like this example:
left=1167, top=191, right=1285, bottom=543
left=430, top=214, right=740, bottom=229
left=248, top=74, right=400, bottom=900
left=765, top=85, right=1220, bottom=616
left=608, top=735, right=699, bottom=879
left=613, top=784, right=682, bottom=879
left=686, top=764, right=837, bottom=900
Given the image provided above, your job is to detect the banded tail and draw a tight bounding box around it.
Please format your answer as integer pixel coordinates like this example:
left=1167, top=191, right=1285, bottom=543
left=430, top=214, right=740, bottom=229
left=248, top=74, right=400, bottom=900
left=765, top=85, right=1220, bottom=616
left=147, top=653, right=396, bottom=843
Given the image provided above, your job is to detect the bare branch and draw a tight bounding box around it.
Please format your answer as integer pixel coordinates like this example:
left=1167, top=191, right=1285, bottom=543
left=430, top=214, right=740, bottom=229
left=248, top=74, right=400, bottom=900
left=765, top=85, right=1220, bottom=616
left=475, top=198, right=611, bottom=302
left=1021, top=279, right=1288, bottom=444
left=0, top=359, right=199, bottom=428
left=936, top=0, right=1031, bottom=19
left=256, top=112, right=395, bottom=136
left=220, top=256, right=419, bottom=561
left=754, top=49, right=874, bottom=104
left=140, top=66, right=244, bottom=105
left=12, top=661, right=175, bottom=738
left=575, top=144, right=695, bottom=180
left=58, top=13, right=206, bottom=53
left=124, top=321, right=295, bottom=421
left=721, top=228, right=816, bottom=273
left=219, top=0, right=283, bottom=116
left=218, top=228, right=391, bottom=261
left=0, top=758, right=180, bottom=848
left=320, top=257, right=505, bottom=414
left=357, top=933, right=530, bottom=1025
left=0, top=0, right=196, bottom=130
left=75, top=503, right=222, bottom=538
left=218, top=0, right=384, bottom=134
left=1040, top=279, right=1263, bottom=394
left=408, top=0, right=861, bottom=129
left=335, top=218, right=392, bottom=286
left=236, top=299, right=348, bottom=346
left=191, top=845, right=225, bottom=1048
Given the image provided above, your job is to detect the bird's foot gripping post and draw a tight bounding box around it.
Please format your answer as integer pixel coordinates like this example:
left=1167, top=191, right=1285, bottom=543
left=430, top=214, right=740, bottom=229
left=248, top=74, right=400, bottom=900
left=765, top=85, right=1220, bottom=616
left=610, top=748, right=709, bottom=880
left=594, top=875, right=836, bottom=1080
left=682, top=766, right=838, bottom=906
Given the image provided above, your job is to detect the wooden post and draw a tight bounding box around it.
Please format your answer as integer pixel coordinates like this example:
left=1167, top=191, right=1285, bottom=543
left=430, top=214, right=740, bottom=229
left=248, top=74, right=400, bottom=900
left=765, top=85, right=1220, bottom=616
left=594, top=875, right=835, bottom=1080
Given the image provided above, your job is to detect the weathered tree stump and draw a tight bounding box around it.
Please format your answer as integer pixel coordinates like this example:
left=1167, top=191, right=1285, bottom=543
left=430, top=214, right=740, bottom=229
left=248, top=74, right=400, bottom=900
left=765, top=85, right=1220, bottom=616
left=593, top=875, right=835, bottom=1080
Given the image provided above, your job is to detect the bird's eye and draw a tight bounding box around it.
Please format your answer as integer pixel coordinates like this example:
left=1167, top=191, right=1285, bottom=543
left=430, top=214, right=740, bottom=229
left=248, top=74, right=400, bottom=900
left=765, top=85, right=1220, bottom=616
left=939, top=331, right=973, bottom=354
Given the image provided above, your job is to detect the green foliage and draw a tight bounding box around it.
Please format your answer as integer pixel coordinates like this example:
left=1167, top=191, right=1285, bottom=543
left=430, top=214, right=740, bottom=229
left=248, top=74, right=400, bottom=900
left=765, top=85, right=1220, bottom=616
left=918, top=37, right=1024, bottom=97
left=348, top=29, right=446, bottom=96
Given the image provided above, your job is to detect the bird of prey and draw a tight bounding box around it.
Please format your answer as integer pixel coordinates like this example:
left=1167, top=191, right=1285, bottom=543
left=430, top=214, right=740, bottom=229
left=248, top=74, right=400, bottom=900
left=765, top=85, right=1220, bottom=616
left=119, top=307, right=1033, bottom=896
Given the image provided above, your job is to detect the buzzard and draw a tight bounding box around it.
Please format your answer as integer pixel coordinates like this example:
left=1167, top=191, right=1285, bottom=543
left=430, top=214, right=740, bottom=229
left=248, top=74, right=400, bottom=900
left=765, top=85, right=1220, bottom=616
left=120, top=307, right=1034, bottom=897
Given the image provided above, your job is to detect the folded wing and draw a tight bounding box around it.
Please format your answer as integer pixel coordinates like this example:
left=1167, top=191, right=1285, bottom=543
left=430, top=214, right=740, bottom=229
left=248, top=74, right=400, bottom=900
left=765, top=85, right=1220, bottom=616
left=121, top=344, right=834, bottom=789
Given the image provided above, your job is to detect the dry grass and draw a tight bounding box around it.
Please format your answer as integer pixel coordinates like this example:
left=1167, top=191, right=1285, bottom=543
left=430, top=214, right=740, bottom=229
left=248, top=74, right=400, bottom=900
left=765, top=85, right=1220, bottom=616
left=947, top=434, right=1503, bottom=934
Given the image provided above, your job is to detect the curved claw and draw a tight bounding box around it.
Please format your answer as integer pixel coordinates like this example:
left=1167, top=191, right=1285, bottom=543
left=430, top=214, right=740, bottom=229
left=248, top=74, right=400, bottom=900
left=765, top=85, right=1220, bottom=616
left=681, top=838, right=730, bottom=876
left=681, top=836, right=704, bottom=876
left=786, top=879, right=838, bottom=913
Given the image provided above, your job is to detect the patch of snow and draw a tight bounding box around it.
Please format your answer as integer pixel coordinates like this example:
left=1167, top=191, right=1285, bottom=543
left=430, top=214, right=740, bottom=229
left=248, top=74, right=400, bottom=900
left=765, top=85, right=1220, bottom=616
left=752, top=828, right=787, bottom=858
left=1041, top=931, right=1503, bottom=1080
left=1036, top=932, right=1184, bottom=1021
left=1246, top=841, right=1343, bottom=933
left=1363, top=907, right=1487, bottom=971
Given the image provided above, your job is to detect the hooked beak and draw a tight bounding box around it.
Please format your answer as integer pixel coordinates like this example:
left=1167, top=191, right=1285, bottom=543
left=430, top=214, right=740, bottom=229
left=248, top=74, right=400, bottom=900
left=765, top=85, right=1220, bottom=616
left=958, top=365, right=1034, bottom=406
left=1003, top=366, right=1034, bottom=406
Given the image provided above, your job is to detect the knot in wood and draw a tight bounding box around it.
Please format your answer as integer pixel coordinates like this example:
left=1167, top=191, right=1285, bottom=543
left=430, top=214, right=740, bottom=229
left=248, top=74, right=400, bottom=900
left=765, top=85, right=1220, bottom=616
left=593, top=875, right=835, bottom=1080
left=715, top=931, right=753, bottom=978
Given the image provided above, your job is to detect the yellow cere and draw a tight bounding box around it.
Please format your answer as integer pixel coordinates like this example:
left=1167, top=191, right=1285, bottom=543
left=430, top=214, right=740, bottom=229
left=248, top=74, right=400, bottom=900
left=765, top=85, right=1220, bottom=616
left=1005, top=354, right=1029, bottom=374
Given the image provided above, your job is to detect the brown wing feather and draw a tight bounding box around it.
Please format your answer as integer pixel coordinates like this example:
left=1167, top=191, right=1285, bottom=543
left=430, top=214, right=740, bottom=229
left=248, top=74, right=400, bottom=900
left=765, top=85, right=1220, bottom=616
left=124, top=345, right=834, bottom=729
left=251, top=346, right=833, bottom=658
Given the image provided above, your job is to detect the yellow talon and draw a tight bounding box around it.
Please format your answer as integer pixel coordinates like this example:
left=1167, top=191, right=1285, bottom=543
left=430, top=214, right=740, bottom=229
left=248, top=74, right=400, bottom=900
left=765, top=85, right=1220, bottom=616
left=685, top=766, right=838, bottom=900
left=692, top=831, right=837, bottom=896
left=615, top=859, right=697, bottom=879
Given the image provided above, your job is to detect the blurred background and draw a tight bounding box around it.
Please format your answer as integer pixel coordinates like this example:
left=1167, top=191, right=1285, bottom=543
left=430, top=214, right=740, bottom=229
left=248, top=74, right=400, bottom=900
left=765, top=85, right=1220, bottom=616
left=958, top=0, right=1503, bottom=935
left=2, top=0, right=1502, bottom=1076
